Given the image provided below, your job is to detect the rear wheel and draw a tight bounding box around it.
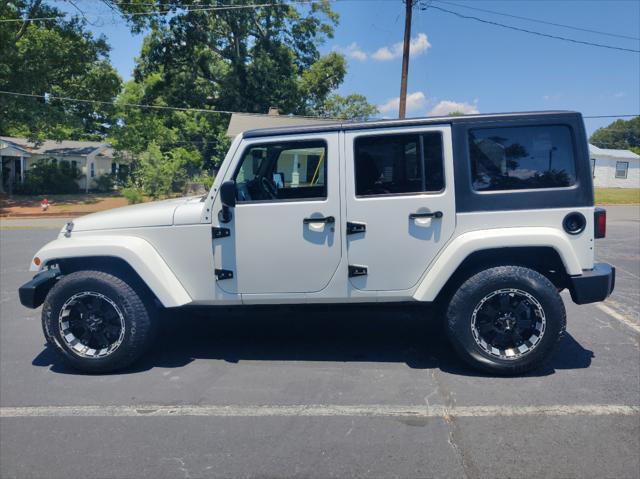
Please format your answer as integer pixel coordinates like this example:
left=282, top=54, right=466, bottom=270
left=446, top=266, right=566, bottom=375
left=42, top=270, right=155, bottom=373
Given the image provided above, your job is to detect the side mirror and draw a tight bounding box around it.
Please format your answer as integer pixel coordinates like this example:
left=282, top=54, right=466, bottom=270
left=218, top=180, right=236, bottom=223
left=220, top=180, right=236, bottom=208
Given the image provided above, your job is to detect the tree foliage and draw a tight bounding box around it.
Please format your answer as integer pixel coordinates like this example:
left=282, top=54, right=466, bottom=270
left=589, top=117, right=640, bottom=155
left=322, top=93, right=379, bottom=120
left=0, top=1, right=122, bottom=142
left=2, top=1, right=377, bottom=196
left=15, top=159, right=81, bottom=194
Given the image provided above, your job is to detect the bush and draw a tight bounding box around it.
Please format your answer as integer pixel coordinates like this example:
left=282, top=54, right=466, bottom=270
left=93, top=173, right=115, bottom=192
left=185, top=172, right=214, bottom=195
left=121, top=187, right=144, bottom=204
left=16, top=159, right=81, bottom=194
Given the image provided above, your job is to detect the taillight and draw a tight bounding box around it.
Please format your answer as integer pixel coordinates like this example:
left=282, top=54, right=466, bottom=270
left=594, top=208, right=606, bottom=239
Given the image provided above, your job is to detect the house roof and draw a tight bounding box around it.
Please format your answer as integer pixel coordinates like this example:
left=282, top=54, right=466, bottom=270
left=589, top=144, right=640, bottom=161
left=227, top=112, right=337, bottom=137
left=0, top=136, right=112, bottom=158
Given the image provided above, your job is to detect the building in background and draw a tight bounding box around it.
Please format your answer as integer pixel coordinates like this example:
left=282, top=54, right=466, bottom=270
left=589, top=144, right=639, bottom=188
left=0, top=137, right=129, bottom=194
left=226, top=108, right=336, bottom=138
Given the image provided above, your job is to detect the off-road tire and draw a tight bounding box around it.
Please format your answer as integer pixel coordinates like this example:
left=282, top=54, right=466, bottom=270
left=446, top=265, right=566, bottom=376
left=42, top=270, right=155, bottom=373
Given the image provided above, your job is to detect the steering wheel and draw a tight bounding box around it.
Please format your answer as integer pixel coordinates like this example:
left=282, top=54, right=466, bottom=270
left=259, top=176, right=278, bottom=199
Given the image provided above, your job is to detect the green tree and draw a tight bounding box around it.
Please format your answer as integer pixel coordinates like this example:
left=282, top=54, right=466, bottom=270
left=321, top=93, right=378, bottom=120
left=109, top=0, right=373, bottom=179
left=589, top=117, right=640, bottom=153
left=0, top=1, right=122, bottom=142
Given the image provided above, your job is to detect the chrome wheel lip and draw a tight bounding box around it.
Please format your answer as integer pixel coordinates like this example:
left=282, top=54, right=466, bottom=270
left=470, top=288, right=546, bottom=361
left=58, top=291, right=126, bottom=359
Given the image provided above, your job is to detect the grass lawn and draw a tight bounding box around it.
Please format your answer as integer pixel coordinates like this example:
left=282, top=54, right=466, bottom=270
left=595, top=188, right=640, bottom=205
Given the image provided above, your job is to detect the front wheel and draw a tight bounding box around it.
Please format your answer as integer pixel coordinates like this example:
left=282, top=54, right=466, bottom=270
left=446, top=266, right=566, bottom=375
left=42, top=270, right=155, bottom=373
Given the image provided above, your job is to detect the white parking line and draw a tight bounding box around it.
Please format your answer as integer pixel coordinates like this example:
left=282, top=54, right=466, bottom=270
left=596, top=303, right=640, bottom=334
left=1, top=404, right=637, bottom=418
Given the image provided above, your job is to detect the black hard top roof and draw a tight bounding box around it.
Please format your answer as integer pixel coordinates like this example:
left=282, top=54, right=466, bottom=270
left=242, top=110, right=581, bottom=139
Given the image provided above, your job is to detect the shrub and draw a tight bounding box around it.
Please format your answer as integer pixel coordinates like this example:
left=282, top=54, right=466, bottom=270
left=121, top=186, right=144, bottom=204
left=93, top=173, right=115, bottom=192
left=16, top=159, right=81, bottom=194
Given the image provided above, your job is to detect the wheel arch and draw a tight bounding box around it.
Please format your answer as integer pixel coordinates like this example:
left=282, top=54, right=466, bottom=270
left=413, top=227, right=582, bottom=303
left=32, top=236, right=192, bottom=308
left=432, top=246, right=569, bottom=307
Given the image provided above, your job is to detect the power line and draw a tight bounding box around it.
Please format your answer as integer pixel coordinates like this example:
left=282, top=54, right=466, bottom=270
left=0, top=90, right=338, bottom=120
left=0, top=0, right=319, bottom=23
left=432, top=0, right=640, bottom=41
left=1, top=89, right=636, bottom=122
left=424, top=5, right=640, bottom=54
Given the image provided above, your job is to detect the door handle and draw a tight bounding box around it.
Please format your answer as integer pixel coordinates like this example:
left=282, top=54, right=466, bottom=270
left=409, top=211, right=443, bottom=219
left=303, top=216, right=335, bottom=224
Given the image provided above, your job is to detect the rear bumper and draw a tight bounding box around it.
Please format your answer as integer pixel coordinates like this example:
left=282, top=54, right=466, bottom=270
left=568, top=263, right=615, bottom=305
left=18, top=269, right=60, bottom=309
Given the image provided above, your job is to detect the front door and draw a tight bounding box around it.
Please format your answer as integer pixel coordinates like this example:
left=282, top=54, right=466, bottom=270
left=344, top=125, right=455, bottom=291
left=213, top=133, right=342, bottom=295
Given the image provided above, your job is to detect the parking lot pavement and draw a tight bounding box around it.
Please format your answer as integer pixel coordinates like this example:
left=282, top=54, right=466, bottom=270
left=1, top=207, right=639, bottom=479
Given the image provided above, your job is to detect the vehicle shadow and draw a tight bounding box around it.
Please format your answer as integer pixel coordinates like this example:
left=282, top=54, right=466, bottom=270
left=32, top=304, right=594, bottom=377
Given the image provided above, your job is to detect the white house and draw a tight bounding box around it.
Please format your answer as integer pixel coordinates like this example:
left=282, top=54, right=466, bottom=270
left=0, top=137, right=130, bottom=194
left=589, top=144, right=640, bottom=188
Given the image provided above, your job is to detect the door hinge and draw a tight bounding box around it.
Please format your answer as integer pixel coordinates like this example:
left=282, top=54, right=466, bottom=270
left=215, top=269, right=234, bottom=280
left=212, top=227, right=230, bottom=239
left=348, top=265, right=368, bottom=277
left=346, top=221, right=366, bottom=235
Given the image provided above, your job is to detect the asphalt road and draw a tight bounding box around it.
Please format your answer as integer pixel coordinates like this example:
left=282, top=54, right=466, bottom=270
left=1, top=207, right=639, bottom=479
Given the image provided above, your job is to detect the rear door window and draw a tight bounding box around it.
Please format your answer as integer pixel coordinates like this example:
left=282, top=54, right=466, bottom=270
left=469, top=125, right=576, bottom=191
left=354, top=132, right=444, bottom=196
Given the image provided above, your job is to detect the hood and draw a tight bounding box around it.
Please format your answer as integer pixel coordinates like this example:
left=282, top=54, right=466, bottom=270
left=71, top=196, right=203, bottom=232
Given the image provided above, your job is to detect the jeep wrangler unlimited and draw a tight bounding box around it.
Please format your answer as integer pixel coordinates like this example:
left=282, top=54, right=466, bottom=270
left=19, top=111, right=615, bottom=375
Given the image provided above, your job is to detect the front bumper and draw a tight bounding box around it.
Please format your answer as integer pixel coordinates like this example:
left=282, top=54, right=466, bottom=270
left=568, top=263, right=615, bottom=305
left=18, top=268, right=60, bottom=309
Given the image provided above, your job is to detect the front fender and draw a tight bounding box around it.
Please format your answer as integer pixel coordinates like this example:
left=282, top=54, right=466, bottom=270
left=413, top=227, right=583, bottom=302
left=30, top=236, right=192, bottom=308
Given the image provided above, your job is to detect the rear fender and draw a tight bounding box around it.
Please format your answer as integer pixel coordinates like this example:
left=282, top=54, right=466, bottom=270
left=413, top=227, right=583, bottom=302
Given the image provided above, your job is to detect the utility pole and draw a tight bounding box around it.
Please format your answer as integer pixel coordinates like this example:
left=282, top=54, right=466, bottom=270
left=398, top=0, right=414, bottom=119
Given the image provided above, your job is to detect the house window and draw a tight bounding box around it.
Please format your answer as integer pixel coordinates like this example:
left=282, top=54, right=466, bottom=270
left=111, top=162, right=118, bottom=175
left=591, top=159, right=596, bottom=178
left=71, top=160, right=77, bottom=172
left=615, top=161, right=629, bottom=179
left=90, top=162, right=95, bottom=178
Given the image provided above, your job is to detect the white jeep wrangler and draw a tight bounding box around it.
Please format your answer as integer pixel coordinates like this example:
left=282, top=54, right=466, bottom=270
left=19, top=111, right=615, bottom=375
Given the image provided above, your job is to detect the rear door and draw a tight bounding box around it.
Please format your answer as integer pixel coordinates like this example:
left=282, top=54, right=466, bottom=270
left=344, top=125, right=455, bottom=291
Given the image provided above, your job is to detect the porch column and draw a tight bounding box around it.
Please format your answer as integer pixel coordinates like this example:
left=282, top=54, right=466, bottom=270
left=20, top=154, right=24, bottom=183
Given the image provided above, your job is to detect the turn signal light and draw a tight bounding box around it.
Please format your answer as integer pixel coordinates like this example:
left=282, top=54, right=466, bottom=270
left=594, top=208, right=607, bottom=239
left=33, top=257, right=41, bottom=266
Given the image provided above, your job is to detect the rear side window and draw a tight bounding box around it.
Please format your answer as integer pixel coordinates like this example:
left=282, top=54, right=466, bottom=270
left=469, top=125, right=576, bottom=191
left=354, top=132, right=444, bottom=196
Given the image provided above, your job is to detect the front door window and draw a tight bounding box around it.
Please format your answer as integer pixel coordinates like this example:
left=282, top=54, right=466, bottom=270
left=234, top=140, right=327, bottom=202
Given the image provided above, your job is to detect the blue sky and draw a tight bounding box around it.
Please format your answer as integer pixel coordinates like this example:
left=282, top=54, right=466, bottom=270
left=68, top=0, right=640, bottom=134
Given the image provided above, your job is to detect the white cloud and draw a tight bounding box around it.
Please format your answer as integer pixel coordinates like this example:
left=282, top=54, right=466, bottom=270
left=613, top=91, right=626, bottom=98
left=378, top=91, right=427, bottom=115
left=372, top=33, right=431, bottom=61
left=428, top=100, right=479, bottom=116
left=334, top=42, right=368, bottom=61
